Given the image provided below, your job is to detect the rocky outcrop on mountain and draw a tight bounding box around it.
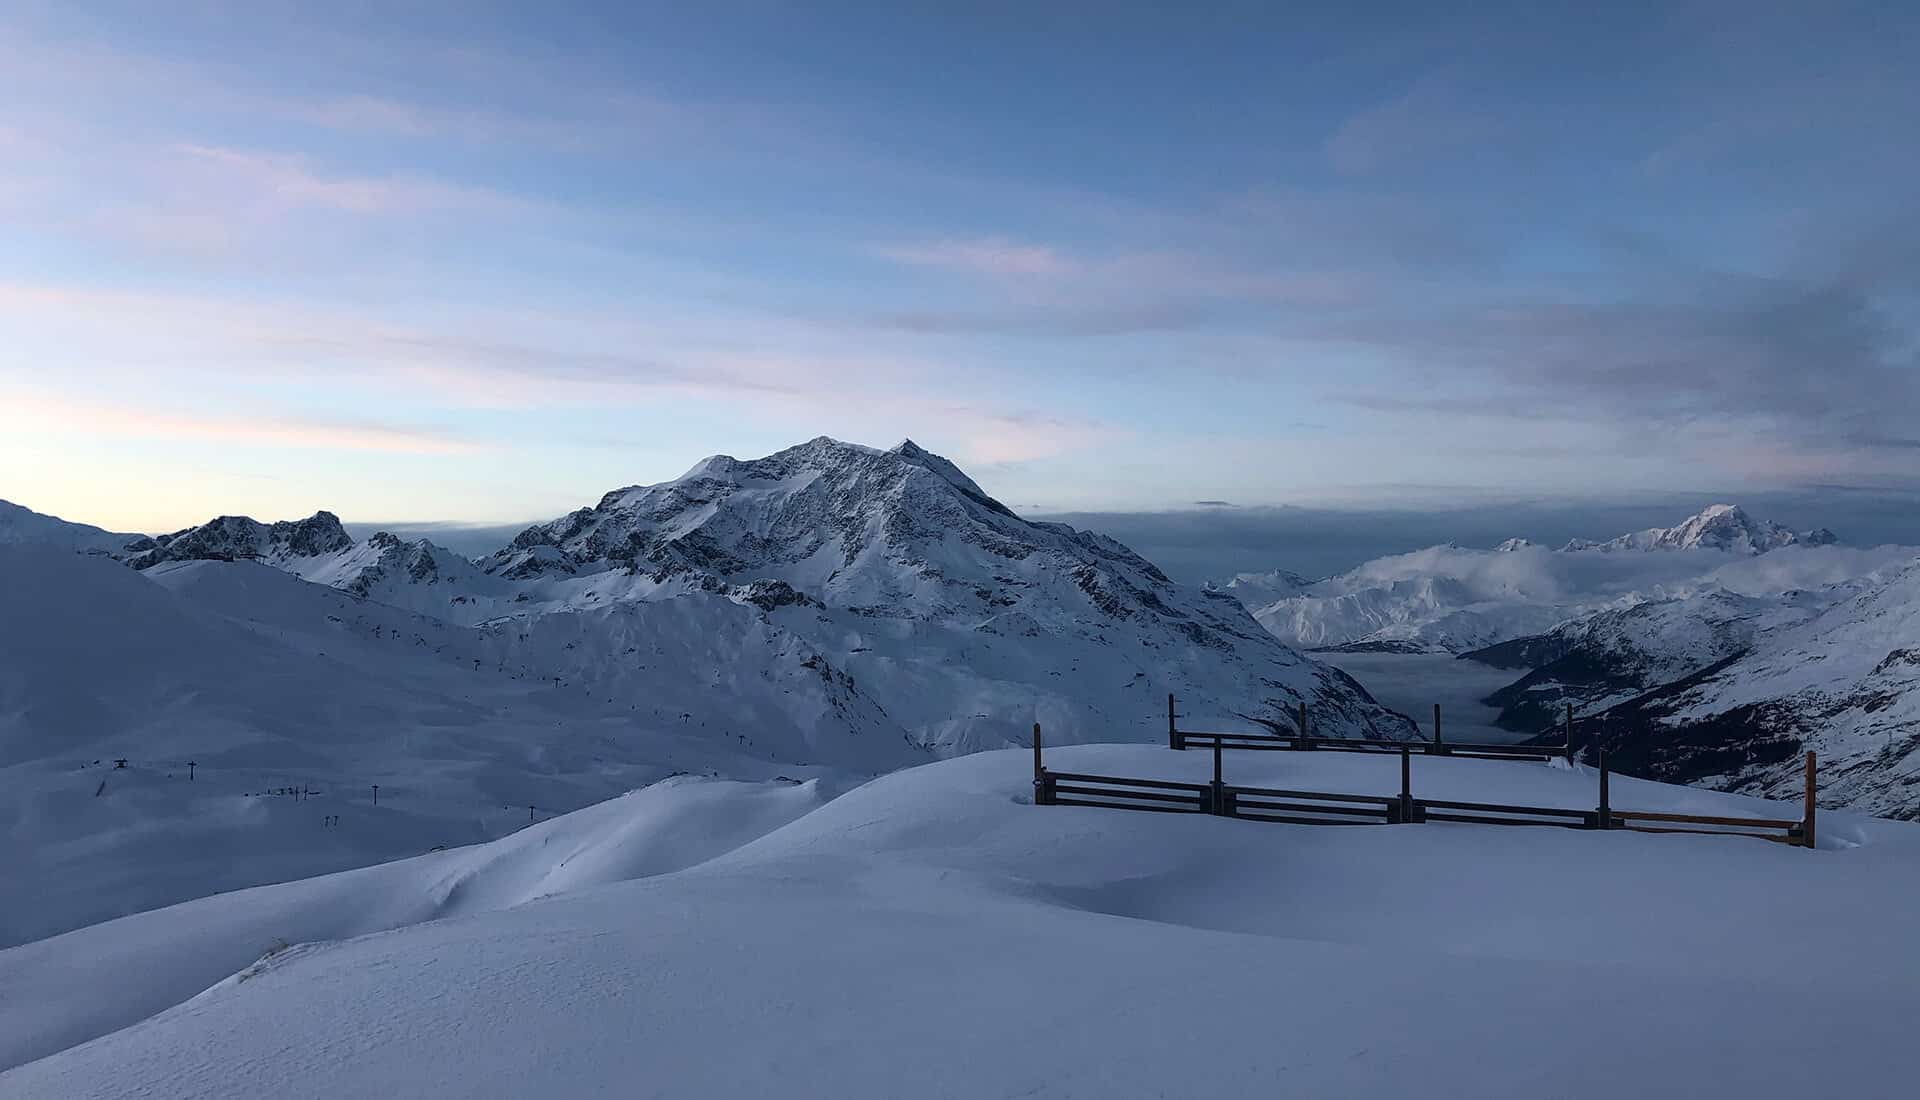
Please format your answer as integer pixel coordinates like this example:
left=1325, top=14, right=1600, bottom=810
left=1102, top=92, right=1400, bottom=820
left=127, top=511, right=354, bottom=570
left=112, top=511, right=502, bottom=620
left=1468, top=589, right=1828, bottom=734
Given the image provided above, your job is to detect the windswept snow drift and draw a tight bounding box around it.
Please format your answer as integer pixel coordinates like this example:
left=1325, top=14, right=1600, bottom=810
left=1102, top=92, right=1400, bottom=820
left=3, top=746, right=1916, bottom=1098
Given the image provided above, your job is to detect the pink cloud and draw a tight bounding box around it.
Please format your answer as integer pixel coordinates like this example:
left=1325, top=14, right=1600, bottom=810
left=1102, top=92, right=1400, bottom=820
left=873, top=236, right=1366, bottom=307
left=171, top=143, right=519, bottom=216
left=0, top=388, right=483, bottom=456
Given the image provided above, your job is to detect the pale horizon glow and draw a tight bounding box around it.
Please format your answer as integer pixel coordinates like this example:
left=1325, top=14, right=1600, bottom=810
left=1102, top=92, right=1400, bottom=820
left=4, top=3, right=1918, bottom=534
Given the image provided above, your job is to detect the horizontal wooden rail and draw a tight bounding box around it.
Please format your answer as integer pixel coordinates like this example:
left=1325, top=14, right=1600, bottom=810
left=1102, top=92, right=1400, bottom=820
left=1232, top=813, right=1388, bottom=826
left=1052, top=796, right=1205, bottom=815
left=1050, top=783, right=1206, bottom=805
left=1176, top=731, right=1558, bottom=759
left=1608, top=809, right=1797, bottom=830
left=1425, top=811, right=1596, bottom=829
left=1047, top=771, right=1210, bottom=792
left=1621, top=825, right=1804, bottom=843
left=1416, top=797, right=1590, bottom=818
left=1230, top=785, right=1398, bottom=806
left=1233, top=800, right=1392, bottom=819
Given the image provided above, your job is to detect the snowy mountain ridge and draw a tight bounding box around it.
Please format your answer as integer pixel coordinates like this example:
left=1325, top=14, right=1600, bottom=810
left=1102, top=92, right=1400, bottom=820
left=1222, top=503, right=1887, bottom=654
left=1562, top=503, right=1837, bottom=555
left=0, top=499, right=141, bottom=556
left=1566, top=556, right=1920, bottom=819
left=464, top=435, right=1413, bottom=752
left=126, top=510, right=356, bottom=570
left=1, top=438, right=1416, bottom=944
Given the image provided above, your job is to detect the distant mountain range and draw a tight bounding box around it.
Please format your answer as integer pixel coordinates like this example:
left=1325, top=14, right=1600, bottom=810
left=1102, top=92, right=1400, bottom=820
left=34, top=437, right=1409, bottom=751
left=3, top=437, right=1424, bottom=940
left=1559, top=503, right=1837, bottom=554
left=1214, top=504, right=1887, bottom=655
left=1217, top=503, right=1919, bottom=817
left=1494, top=560, right=1920, bottom=819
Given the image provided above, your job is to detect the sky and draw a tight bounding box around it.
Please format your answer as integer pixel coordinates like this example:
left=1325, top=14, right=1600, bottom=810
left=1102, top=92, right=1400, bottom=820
left=4, top=1, right=1918, bottom=540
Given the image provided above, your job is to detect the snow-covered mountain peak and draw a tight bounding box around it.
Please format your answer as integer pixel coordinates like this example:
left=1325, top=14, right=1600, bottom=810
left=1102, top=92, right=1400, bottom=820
left=483, top=436, right=1048, bottom=595
left=886, top=437, right=1009, bottom=513
left=470, top=436, right=1412, bottom=748
left=1562, top=503, right=1828, bottom=555
left=127, top=510, right=353, bottom=569
left=0, top=499, right=142, bottom=556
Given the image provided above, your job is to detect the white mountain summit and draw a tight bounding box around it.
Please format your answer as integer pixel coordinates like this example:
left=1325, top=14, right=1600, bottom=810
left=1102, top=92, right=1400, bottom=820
left=1562, top=503, right=1838, bottom=555
left=471, top=436, right=1412, bottom=750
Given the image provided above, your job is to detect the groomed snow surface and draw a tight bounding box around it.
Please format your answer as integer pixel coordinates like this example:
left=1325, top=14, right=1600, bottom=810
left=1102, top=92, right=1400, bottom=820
left=6, top=746, right=1917, bottom=1099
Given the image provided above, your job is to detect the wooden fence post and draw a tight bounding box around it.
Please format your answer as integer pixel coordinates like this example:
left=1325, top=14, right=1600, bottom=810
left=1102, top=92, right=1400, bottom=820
left=1168, top=693, right=1182, bottom=751
left=1803, top=750, right=1817, bottom=849
left=1597, top=749, right=1610, bottom=829
left=1399, top=745, right=1413, bottom=824
left=1297, top=701, right=1310, bottom=749
left=1210, top=734, right=1228, bottom=816
left=1565, top=703, right=1576, bottom=763
left=188, top=761, right=196, bottom=782
left=1433, top=703, right=1444, bottom=752
left=1031, top=722, right=1053, bottom=806
left=372, top=784, right=379, bottom=806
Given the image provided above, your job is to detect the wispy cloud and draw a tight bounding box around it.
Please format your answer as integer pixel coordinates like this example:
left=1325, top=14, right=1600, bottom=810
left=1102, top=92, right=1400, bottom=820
left=0, top=389, right=484, bottom=455
left=1325, top=75, right=1499, bottom=176
left=873, top=238, right=1079, bottom=277
left=170, top=144, right=520, bottom=216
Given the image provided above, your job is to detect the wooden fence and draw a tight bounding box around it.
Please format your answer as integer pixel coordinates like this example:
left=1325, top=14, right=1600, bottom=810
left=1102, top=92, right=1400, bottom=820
left=1032, top=714, right=1816, bottom=848
left=1166, top=694, right=1572, bottom=763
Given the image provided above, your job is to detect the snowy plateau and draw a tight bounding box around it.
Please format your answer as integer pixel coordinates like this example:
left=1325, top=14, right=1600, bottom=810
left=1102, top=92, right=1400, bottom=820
left=3, top=443, right=1918, bottom=1098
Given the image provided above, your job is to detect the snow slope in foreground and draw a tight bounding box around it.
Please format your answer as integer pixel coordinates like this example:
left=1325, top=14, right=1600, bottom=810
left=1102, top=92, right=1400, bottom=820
left=6, top=747, right=1917, bottom=1099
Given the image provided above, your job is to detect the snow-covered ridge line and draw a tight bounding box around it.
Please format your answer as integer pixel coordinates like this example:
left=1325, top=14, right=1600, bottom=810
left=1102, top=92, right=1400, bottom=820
left=1218, top=503, right=1901, bottom=655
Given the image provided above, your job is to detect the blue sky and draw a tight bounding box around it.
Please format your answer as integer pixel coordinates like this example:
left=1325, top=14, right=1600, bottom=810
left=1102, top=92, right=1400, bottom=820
left=4, top=1, right=1917, bottom=534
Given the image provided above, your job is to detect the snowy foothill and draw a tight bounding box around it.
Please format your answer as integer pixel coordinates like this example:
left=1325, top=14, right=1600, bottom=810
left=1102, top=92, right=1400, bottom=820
left=5, top=746, right=1917, bottom=1098
left=0, top=544, right=908, bottom=947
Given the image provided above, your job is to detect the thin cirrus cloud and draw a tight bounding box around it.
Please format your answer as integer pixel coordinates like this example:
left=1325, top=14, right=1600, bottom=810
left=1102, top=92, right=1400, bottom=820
left=167, top=144, right=521, bottom=217
left=1, top=390, right=484, bottom=456
left=0, top=277, right=1118, bottom=470
left=1324, top=76, right=1500, bottom=177
left=873, top=238, right=1079, bottom=277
